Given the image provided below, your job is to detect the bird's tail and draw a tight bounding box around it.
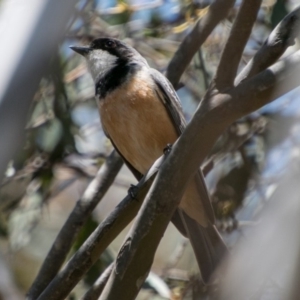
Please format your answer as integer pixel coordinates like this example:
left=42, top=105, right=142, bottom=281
left=172, top=209, right=228, bottom=283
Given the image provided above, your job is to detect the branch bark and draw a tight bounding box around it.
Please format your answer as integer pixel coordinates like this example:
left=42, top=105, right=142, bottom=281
left=27, top=150, right=123, bottom=300
left=36, top=156, right=164, bottom=300
left=99, top=50, right=300, bottom=300
left=221, top=50, right=300, bottom=119
left=166, top=0, right=235, bottom=87
left=235, top=5, right=300, bottom=84
left=214, top=0, right=262, bottom=89
left=81, top=263, right=114, bottom=300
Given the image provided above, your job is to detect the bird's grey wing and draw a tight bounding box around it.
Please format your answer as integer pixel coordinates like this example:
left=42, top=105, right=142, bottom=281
left=150, top=68, right=215, bottom=223
left=150, top=69, right=186, bottom=135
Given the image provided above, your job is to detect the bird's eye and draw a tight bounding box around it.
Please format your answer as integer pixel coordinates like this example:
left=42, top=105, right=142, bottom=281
left=105, top=40, right=116, bottom=48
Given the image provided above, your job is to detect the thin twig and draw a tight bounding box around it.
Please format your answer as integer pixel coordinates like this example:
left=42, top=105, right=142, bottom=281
left=235, top=5, right=300, bottom=85
left=27, top=150, right=123, bottom=300
left=214, top=0, right=262, bottom=90
left=81, top=263, right=114, bottom=300
left=166, top=0, right=235, bottom=88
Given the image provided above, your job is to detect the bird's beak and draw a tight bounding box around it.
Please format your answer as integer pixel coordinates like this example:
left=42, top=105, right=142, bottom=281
left=70, top=46, right=91, bottom=56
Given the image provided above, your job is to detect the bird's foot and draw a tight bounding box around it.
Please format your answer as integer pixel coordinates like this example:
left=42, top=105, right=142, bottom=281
left=163, top=143, right=172, bottom=155
left=128, top=184, right=138, bottom=200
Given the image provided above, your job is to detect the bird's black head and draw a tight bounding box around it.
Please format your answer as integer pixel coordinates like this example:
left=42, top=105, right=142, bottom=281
left=90, top=38, right=140, bottom=61
left=70, top=38, right=147, bottom=82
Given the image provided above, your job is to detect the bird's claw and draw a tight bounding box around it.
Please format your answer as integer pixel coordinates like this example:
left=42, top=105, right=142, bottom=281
left=128, top=184, right=138, bottom=200
left=163, top=143, right=172, bottom=155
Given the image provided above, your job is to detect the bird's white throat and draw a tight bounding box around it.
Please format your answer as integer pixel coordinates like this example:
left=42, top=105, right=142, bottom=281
left=85, top=49, right=118, bottom=83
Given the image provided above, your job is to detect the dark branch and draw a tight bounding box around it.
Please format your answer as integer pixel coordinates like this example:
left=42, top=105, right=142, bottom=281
left=235, top=5, right=300, bottom=84
left=27, top=150, right=123, bottom=300
left=36, top=155, right=164, bottom=300
left=166, top=0, right=235, bottom=88
left=214, top=0, right=262, bottom=89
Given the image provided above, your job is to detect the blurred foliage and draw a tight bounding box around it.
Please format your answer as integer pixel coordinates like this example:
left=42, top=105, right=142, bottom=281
left=270, top=0, right=288, bottom=28
left=0, top=0, right=298, bottom=298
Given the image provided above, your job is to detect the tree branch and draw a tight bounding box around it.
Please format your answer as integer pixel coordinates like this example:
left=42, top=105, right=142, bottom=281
left=230, top=50, right=300, bottom=117
left=166, top=0, right=235, bottom=88
left=27, top=150, right=123, bottom=300
left=31, top=5, right=300, bottom=299
left=98, top=50, right=300, bottom=300
left=36, top=155, right=164, bottom=300
left=214, top=0, right=262, bottom=89
left=235, top=5, right=300, bottom=84
left=36, top=2, right=234, bottom=296
left=81, top=263, right=114, bottom=300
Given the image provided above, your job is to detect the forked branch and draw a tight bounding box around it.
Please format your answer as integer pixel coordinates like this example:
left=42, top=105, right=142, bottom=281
left=99, top=15, right=300, bottom=300
left=166, top=0, right=235, bottom=87
left=215, top=0, right=263, bottom=89
left=27, top=151, right=123, bottom=300
left=235, top=5, right=300, bottom=84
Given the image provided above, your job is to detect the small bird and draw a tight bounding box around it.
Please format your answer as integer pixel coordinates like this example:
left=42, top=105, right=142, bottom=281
left=70, top=38, right=228, bottom=283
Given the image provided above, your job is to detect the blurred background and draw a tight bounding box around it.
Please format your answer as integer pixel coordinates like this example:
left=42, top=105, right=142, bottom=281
left=0, top=0, right=300, bottom=299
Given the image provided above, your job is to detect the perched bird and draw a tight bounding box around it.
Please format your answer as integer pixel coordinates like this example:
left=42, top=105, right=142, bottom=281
left=70, top=38, right=228, bottom=283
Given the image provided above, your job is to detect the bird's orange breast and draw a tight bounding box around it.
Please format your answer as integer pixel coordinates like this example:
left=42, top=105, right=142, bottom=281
left=98, top=71, right=178, bottom=174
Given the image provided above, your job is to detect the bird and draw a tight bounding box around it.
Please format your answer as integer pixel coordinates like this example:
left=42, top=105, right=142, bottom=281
left=70, top=38, right=228, bottom=283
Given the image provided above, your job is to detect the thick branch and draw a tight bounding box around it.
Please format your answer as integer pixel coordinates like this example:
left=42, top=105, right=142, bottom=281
left=36, top=156, right=163, bottom=300
left=27, top=150, right=123, bottom=300
left=99, top=50, right=300, bottom=300
left=235, top=5, right=300, bottom=84
left=215, top=0, right=262, bottom=89
left=166, top=0, right=235, bottom=88
left=32, top=7, right=300, bottom=299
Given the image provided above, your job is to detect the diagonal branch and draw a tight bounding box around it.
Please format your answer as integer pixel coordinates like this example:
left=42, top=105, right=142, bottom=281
left=166, top=0, right=235, bottom=88
left=81, top=263, right=114, bottom=300
left=235, top=5, right=300, bottom=84
left=214, top=0, right=262, bottom=90
left=35, top=155, right=165, bottom=300
left=27, top=150, right=123, bottom=300
left=99, top=49, right=300, bottom=300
